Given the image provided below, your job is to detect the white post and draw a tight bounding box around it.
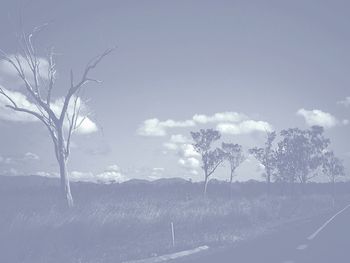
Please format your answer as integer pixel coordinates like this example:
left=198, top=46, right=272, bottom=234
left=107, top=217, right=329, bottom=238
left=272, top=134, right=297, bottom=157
left=171, top=222, right=175, bottom=247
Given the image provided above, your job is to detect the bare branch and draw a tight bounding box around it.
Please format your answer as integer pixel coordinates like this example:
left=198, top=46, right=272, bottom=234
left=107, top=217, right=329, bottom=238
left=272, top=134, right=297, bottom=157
left=2, top=46, right=59, bottom=124
left=46, top=47, right=56, bottom=105
left=0, top=86, right=18, bottom=108
left=0, top=47, right=9, bottom=58
left=59, top=47, right=115, bottom=123
left=65, top=93, right=82, bottom=157
left=85, top=78, right=102, bottom=84
left=0, top=79, right=58, bottom=159
left=81, top=47, right=115, bottom=82
left=6, top=104, right=45, bottom=124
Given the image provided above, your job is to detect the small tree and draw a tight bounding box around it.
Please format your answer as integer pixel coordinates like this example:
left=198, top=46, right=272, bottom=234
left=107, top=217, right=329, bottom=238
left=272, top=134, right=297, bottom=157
left=191, top=129, right=225, bottom=195
left=222, top=142, right=244, bottom=195
left=0, top=25, right=114, bottom=207
left=322, top=151, right=345, bottom=199
left=249, top=131, right=276, bottom=193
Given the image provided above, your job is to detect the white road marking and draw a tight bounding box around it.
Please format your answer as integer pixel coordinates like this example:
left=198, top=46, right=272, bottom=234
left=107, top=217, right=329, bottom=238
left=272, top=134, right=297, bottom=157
left=123, top=245, right=209, bottom=263
left=307, top=203, right=350, bottom=241
left=296, top=244, right=308, bottom=250
left=282, top=260, right=295, bottom=263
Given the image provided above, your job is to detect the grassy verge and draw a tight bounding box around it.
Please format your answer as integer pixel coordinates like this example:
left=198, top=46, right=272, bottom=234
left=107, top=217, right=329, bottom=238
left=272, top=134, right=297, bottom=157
left=0, top=177, right=348, bottom=263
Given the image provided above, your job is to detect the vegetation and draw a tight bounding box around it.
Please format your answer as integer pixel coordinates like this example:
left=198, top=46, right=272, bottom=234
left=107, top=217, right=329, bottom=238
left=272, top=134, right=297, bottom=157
left=249, top=131, right=276, bottom=193
left=191, top=129, right=225, bottom=195
left=191, top=126, right=346, bottom=194
left=1, top=175, right=349, bottom=263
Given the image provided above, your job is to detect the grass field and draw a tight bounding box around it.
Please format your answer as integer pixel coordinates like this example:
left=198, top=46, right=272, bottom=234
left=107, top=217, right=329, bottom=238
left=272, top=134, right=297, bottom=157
left=0, top=176, right=348, bottom=263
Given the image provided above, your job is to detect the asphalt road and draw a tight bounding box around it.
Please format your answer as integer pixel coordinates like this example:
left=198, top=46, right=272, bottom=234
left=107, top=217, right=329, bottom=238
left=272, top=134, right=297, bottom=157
left=173, top=204, right=350, bottom=263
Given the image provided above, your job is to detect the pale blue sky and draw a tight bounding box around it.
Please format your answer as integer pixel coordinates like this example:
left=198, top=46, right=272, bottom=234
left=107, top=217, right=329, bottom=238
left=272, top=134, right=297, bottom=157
left=0, top=0, right=349, bottom=182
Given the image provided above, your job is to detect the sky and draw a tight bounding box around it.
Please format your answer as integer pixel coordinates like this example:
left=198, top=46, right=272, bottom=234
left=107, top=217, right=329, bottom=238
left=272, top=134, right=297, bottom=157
left=0, top=0, right=349, bottom=183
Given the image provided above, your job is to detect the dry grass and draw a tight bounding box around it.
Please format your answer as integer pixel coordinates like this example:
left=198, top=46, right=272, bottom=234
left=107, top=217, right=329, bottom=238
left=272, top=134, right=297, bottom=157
left=0, top=177, right=347, bottom=263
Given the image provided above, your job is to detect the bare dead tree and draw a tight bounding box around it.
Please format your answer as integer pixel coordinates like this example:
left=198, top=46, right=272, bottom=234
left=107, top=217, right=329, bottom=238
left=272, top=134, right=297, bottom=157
left=0, top=25, right=114, bottom=207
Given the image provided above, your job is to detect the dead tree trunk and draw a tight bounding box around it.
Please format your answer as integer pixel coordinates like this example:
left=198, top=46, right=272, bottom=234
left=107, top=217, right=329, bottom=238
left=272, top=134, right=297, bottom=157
left=58, top=154, right=73, bottom=207
left=57, top=128, right=73, bottom=207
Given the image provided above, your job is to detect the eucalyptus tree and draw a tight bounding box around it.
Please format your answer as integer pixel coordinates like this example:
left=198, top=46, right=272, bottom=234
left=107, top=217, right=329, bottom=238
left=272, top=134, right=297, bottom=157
left=275, top=126, right=330, bottom=188
left=0, top=25, right=114, bottom=207
left=322, top=150, right=345, bottom=198
left=249, top=131, right=276, bottom=193
left=222, top=142, right=245, bottom=193
left=191, top=129, right=225, bottom=195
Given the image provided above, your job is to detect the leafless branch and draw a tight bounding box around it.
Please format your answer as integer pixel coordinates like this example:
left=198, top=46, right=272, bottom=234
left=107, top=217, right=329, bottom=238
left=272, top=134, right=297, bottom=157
left=46, top=47, right=56, bottom=106
left=59, top=47, right=115, bottom=123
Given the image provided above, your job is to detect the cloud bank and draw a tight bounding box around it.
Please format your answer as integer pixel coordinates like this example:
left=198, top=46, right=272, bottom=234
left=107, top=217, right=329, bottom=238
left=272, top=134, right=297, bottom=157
left=138, top=112, right=272, bottom=137
left=0, top=86, right=98, bottom=134
left=137, top=118, right=195, bottom=136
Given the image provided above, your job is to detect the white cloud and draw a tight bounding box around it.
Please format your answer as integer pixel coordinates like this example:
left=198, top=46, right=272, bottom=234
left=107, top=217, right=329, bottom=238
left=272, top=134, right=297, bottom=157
left=137, top=118, right=195, bottom=136
left=6, top=168, right=19, bottom=175
left=152, top=167, right=165, bottom=172
left=337, top=97, right=350, bottom=107
left=24, top=152, right=40, bottom=160
left=150, top=167, right=165, bottom=180
left=170, top=134, right=190, bottom=144
left=162, top=133, right=201, bottom=173
left=0, top=156, right=13, bottom=164
left=180, top=144, right=200, bottom=158
left=94, top=164, right=127, bottom=183
left=0, top=55, right=49, bottom=86
left=138, top=112, right=271, bottom=137
left=162, top=134, right=199, bottom=158
left=161, top=119, right=195, bottom=128
left=296, top=108, right=339, bottom=128
left=193, top=112, right=246, bottom=124
left=217, top=120, right=272, bottom=135
left=75, top=117, right=98, bottom=134
left=36, top=164, right=127, bottom=184
left=105, top=164, right=120, bottom=171
left=0, top=86, right=38, bottom=122
left=178, top=157, right=200, bottom=169
left=0, top=152, right=40, bottom=165
left=163, top=142, right=178, bottom=150
left=69, top=171, right=95, bottom=182
left=0, top=86, right=98, bottom=134
left=36, top=171, right=57, bottom=178
left=188, top=169, right=199, bottom=175
left=163, top=134, right=192, bottom=150
left=139, top=119, right=167, bottom=136
left=50, top=96, right=98, bottom=134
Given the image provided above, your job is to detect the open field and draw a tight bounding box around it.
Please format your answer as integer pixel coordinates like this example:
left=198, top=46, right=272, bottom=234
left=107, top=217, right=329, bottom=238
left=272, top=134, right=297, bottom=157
left=0, top=176, right=349, bottom=263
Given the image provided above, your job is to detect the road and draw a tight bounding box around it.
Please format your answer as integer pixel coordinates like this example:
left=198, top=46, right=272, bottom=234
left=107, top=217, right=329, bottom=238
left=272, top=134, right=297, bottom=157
left=173, top=204, right=350, bottom=263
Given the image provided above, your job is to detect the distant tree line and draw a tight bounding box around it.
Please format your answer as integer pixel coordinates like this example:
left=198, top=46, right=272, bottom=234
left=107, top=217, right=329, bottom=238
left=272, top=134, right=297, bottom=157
left=191, top=127, right=345, bottom=196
